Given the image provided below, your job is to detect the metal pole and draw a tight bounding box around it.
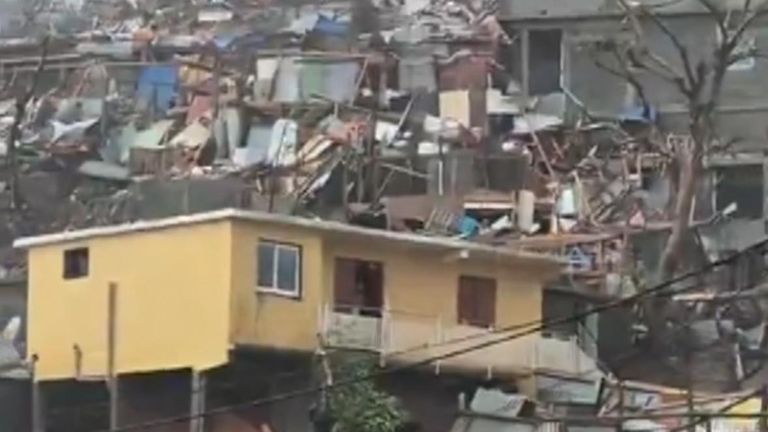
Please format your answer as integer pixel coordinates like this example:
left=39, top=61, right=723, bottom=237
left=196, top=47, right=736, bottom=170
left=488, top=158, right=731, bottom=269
left=617, top=379, right=624, bottom=432
left=190, top=370, right=206, bottom=432
left=760, top=385, right=768, bottom=432
left=108, top=283, right=119, bottom=431
left=686, top=342, right=695, bottom=432
left=31, top=356, right=45, bottom=432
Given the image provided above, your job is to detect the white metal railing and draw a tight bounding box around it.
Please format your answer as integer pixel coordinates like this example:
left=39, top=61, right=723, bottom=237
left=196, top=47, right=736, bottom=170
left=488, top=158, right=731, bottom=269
left=321, top=303, right=597, bottom=375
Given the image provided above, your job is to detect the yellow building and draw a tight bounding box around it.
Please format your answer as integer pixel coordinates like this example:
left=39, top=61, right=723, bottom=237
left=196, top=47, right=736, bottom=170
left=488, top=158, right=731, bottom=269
left=15, top=208, right=591, bottom=383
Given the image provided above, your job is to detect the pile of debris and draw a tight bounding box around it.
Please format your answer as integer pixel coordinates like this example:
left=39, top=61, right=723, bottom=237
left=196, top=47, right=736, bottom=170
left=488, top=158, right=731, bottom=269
left=0, top=0, right=687, bottom=293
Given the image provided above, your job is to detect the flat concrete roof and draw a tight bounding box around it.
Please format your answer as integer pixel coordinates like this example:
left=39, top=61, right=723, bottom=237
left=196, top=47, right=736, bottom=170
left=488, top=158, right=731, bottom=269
left=13, top=208, right=563, bottom=266
left=497, top=0, right=764, bottom=21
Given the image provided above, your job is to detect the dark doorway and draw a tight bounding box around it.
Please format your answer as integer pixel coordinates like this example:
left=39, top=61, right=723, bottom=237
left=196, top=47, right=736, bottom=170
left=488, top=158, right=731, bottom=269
left=334, top=258, right=384, bottom=317
left=715, top=164, right=763, bottom=220
left=528, top=29, right=562, bottom=95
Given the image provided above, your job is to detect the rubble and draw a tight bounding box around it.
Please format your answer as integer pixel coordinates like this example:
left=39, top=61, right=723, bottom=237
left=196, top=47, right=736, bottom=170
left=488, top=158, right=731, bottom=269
left=0, top=0, right=735, bottom=311
left=0, top=0, right=765, bottom=428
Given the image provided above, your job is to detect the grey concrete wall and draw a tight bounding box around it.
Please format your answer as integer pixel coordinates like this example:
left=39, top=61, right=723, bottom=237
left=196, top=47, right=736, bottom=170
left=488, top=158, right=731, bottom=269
left=503, top=14, right=768, bottom=149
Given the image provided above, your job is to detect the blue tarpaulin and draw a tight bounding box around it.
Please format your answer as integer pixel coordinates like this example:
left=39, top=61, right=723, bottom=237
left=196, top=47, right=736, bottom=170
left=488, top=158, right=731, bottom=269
left=621, top=104, right=658, bottom=123
left=458, top=216, right=481, bottom=238
left=314, top=15, right=349, bottom=37
left=229, top=33, right=268, bottom=51
left=137, top=65, right=179, bottom=112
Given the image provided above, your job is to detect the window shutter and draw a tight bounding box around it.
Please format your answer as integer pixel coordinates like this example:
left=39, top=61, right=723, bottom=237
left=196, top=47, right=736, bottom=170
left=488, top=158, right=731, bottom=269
left=476, top=278, right=497, bottom=328
left=458, top=276, right=496, bottom=328
left=458, top=276, right=478, bottom=326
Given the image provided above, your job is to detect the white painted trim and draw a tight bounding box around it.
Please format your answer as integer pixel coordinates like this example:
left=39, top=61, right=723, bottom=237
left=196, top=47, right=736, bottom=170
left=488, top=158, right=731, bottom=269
left=13, top=208, right=562, bottom=265
left=256, top=288, right=301, bottom=300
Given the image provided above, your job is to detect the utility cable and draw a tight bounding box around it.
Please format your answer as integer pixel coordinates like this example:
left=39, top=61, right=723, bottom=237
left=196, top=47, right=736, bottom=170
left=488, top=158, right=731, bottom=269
left=97, top=238, right=768, bottom=431
left=387, top=237, right=768, bottom=359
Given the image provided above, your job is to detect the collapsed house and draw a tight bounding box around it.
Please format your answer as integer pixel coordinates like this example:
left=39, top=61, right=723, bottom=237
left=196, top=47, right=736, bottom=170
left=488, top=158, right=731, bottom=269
left=0, top=0, right=766, bottom=430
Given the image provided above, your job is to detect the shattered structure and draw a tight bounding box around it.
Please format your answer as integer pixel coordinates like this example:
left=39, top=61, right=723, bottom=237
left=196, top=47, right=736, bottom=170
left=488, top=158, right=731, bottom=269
left=0, top=0, right=768, bottom=431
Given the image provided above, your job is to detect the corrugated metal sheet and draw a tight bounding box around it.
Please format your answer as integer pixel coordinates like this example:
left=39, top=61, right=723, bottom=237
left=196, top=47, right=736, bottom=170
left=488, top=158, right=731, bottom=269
left=274, top=57, right=302, bottom=102
left=107, top=120, right=175, bottom=164
left=55, top=98, right=104, bottom=122
left=399, top=55, right=437, bottom=92
left=129, top=120, right=175, bottom=150
left=622, top=419, right=668, bottom=431
left=314, top=15, right=349, bottom=36
left=567, top=426, right=615, bottom=432
left=233, top=124, right=272, bottom=167
left=299, top=59, right=360, bottom=102
left=471, top=388, right=527, bottom=417
left=170, top=121, right=211, bottom=149
left=267, top=119, right=298, bottom=165
left=78, top=161, right=130, bottom=181
left=451, top=417, right=537, bottom=432
left=75, top=41, right=133, bottom=59
left=536, top=374, right=600, bottom=405
left=427, top=151, right=476, bottom=196
left=224, top=108, right=243, bottom=156
left=273, top=57, right=360, bottom=103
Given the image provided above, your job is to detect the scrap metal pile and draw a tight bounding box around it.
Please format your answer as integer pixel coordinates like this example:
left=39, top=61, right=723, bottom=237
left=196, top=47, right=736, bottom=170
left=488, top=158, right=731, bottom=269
left=0, top=0, right=680, bottom=291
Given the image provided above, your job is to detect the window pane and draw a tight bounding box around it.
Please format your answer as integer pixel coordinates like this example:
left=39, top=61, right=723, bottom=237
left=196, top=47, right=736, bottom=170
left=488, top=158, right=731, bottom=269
left=64, top=248, right=89, bottom=279
left=257, top=243, right=275, bottom=287
left=276, top=247, right=298, bottom=293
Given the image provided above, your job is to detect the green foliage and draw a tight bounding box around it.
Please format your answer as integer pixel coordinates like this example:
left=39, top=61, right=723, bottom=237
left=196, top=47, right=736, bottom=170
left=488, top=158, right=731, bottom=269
left=328, top=360, right=406, bottom=432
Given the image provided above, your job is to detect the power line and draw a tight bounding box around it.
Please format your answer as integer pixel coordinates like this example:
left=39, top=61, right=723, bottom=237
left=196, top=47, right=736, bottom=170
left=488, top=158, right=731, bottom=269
left=536, top=323, right=756, bottom=410
left=669, top=388, right=761, bottom=432
left=98, top=238, right=768, bottom=431
left=387, top=240, right=763, bottom=359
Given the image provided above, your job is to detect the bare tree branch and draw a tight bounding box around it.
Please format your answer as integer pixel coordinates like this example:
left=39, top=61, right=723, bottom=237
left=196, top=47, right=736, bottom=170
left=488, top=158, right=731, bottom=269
left=615, top=0, right=690, bottom=91
left=727, top=0, right=766, bottom=48
left=638, top=7, right=696, bottom=96
left=6, top=36, right=50, bottom=210
left=698, top=0, right=730, bottom=38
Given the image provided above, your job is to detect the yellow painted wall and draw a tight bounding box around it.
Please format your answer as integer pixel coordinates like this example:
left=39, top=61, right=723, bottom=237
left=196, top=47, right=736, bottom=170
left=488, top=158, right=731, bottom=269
left=323, top=237, right=553, bottom=376
left=229, top=220, right=326, bottom=352
left=27, top=214, right=556, bottom=381
left=27, top=221, right=233, bottom=381
left=229, top=222, right=549, bottom=355
left=325, top=237, right=545, bottom=329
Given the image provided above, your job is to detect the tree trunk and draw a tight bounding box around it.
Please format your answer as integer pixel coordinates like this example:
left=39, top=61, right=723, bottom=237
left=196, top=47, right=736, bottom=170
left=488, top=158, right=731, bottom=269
left=648, top=126, right=705, bottom=347
left=657, top=111, right=709, bottom=280
left=658, top=145, right=702, bottom=280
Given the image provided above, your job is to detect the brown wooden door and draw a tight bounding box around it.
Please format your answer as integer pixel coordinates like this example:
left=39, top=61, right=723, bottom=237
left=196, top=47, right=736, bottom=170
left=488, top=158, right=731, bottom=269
left=333, top=258, right=384, bottom=316
left=458, top=276, right=497, bottom=328
left=334, top=258, right=360, bottom=311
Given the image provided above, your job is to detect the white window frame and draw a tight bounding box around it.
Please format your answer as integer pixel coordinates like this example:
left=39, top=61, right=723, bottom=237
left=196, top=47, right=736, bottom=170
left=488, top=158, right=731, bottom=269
left=256, top=240, right=302, bottom=299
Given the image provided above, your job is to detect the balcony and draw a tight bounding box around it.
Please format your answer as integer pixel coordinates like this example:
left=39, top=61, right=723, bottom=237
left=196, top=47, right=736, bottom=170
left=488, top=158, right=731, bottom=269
left=321, top=304, right=597, bottom=377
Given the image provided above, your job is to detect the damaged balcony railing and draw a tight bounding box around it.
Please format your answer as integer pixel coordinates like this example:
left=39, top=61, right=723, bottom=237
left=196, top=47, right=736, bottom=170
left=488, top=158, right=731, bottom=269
left=321, top=304, right=598, bottom=375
